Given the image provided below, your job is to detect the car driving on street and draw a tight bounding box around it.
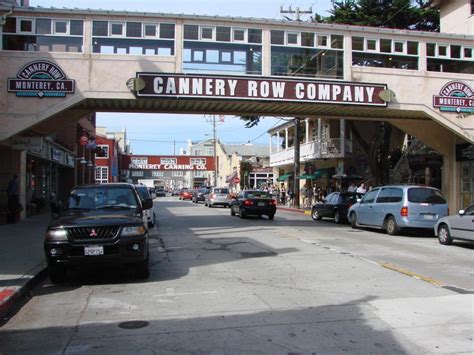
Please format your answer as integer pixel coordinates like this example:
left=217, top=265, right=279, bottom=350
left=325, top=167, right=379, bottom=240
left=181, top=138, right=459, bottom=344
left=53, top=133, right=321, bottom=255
left=179, top=188, right=193, bottom=200
left=435, top=203, right=474, bottom=245
left=230, top=189, right=277, bottom=220
left=44, top=183, right=151, bottom=283
left=205, top=187, right=231, bottom=208
left=347, top=185, right=448, bottom=235
left=192, top=187, right=210, bottom=203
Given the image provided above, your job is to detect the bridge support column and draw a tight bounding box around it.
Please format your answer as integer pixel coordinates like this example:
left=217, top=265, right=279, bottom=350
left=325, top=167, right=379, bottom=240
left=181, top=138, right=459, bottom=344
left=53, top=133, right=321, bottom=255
left=442, top=143, right=461, bottom=212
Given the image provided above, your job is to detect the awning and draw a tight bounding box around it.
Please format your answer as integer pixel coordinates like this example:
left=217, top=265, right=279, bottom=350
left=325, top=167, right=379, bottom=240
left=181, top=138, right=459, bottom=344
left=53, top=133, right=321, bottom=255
left=276, top=173, right=293, bottom=181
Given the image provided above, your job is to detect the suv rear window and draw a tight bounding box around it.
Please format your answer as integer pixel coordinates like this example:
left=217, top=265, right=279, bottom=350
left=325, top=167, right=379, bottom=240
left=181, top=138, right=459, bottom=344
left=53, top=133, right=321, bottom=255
left=408, top=188, right=446, bottom=204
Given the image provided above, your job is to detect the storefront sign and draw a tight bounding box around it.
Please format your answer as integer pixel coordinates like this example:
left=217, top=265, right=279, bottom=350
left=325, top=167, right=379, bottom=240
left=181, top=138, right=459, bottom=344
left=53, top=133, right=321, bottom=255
left=66, top=154, right=75, bottom=167
left=8, top=60, right=75, bottom=98
left=433, top=81, right=474, bottom=114
left=51, top=148, right=64, bottom=162
left=251, top=167, right=273, bottom=173
left=456, top=143, right=474, bottom=161
left=135, top=73, right=388, bottom=107
left=12, top=136, right=43, bottom=150
left=124, top=155, right=215, bottom=171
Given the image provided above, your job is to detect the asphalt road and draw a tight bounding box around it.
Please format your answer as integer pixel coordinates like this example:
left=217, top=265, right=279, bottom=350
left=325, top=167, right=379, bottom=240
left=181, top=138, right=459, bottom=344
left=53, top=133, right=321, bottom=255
left=0, top=197, right=473, bottom=354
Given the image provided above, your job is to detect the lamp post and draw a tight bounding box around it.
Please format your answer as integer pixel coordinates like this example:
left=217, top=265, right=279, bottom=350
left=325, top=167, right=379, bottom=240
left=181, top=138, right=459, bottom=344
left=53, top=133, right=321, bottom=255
left=205, top=115, right=220, bottom=187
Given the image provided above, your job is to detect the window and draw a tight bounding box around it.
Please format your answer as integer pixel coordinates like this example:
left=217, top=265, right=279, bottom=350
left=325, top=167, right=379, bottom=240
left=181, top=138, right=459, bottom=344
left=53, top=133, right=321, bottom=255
left=376, top=188, right=403, bottom=203
left=184, top=25, right=199, bottom=40
left=191, top=158, right=206, bottom=165
left=271, top=30, right=284, bottom=45
left=110, top=22, right=125, bottom=37
left=96, top=145, right=109, bottom=159
left=408, top=188, right=446, bottom=204
left=70, top=20, right=83, bottom=36
left=233, top=28, right=246, bottom=42
left=54, top=20, right=68, bottom=35
left=93, top=21, right=108, bottom=36
left=450, top=45, right=461, bottom=59
left=286, top=32, right=299, bottom=45
left=352, top=37, right=364, bottom=51
left=144, top=24, right=157, bottom=37
left=361, top=189, right=378, bottom=204
left=394, top=41, right=404, bottom=53
left=301, top=32, right=314, bottom=47
left=248, top=28, right=262, bottom=43
left=172, top=171, right=184, bottom=177
left=464, top=47, right=473, bottom=59
left=159, top=24, right=175, bottom=39
left=19, top=18, right=33, bottom=33
left=216, top=26, right=231, bottom=42
left=201, top=27, right=214, bottom=40
left=221, top=51, right=232, bottom=62
left=95, top=167, right=109, bottom=184
left=152, top=171, right=164, bottom=177
left=366, top=38, right=378, bottom=51
left=407, top=41, right=418, bottom=55
left=331, top=35, right=344, bottom=49
left=36, top=19, right=51, bottom=34
left=161, top=158, right=177, bottom=164
left=131, top=171, right=144, bottom=177
left=126, top=22, right=142, bottom=38
left=317, top=34, right=328, bottom=47
left=437, top=45, right=448, bottom=57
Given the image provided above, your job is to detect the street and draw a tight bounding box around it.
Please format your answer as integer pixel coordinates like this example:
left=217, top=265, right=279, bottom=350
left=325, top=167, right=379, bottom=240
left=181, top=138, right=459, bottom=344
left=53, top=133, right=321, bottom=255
left=0, top=197, right=473, bottom=354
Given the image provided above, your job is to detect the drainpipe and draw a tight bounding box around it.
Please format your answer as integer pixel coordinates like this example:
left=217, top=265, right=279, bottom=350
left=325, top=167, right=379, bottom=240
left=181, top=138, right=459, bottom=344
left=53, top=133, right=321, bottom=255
left=293, top=119, right=301, bottom=209
left=0, top=6, right=14, bottom=50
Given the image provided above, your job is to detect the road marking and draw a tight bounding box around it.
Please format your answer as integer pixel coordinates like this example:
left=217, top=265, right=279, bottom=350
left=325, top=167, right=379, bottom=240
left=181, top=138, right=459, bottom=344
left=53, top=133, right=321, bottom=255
left=378, top=262, right=444, bottom=287
left=154, top=289, right=218, bottom=298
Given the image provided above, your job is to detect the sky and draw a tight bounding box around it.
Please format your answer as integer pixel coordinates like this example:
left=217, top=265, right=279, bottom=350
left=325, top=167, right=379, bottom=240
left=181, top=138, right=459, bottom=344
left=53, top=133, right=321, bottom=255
left=30, top=0, right=333, bottom=155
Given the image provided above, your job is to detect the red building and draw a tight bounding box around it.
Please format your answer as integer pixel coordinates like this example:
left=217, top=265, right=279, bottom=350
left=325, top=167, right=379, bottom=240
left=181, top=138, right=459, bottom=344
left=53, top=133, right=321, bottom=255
left=95, top=133, right=121, bottom=184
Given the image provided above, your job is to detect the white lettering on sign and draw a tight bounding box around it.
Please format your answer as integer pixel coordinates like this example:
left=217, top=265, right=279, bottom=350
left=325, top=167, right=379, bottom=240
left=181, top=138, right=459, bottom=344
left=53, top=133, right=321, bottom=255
left=248, top=81, right=258, bottom=97
left=154, top=77, right=164, bottom=94
left=179, top=78, right=190, bottom=94
left=295, top=83, right=305, bottom=99
left=272, top=82, right=286, bottom=98
left=228, top=80, right=238, bottom=96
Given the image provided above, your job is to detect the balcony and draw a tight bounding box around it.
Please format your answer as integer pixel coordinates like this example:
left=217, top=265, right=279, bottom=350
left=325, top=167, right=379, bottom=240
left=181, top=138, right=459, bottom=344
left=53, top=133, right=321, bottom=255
left=270, top=138, right=352, bottom=167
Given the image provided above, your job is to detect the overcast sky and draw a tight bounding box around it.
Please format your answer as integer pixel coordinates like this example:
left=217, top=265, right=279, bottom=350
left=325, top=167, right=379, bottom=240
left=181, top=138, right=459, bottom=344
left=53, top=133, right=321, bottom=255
left=30, top=0, right=333, bottom=155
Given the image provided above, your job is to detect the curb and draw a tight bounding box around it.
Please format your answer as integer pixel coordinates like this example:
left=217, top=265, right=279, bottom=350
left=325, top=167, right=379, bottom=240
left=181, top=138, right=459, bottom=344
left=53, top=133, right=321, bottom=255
left=278, top=206, right=312, bottom=215
left=0, top=262, right=47, bottom=321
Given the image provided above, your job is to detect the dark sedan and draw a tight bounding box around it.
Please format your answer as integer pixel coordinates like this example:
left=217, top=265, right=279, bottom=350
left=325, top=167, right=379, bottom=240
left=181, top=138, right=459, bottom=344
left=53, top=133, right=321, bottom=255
left=192, top=188, right=210, bottom=203
left=230, top=190, right=277, bottom=220
left=312, top=191, right=363, bottom=224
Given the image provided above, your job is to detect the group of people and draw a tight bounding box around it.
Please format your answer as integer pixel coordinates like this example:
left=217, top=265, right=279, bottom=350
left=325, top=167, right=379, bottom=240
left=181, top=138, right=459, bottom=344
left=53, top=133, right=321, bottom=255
left=347, top=182, right=370, bottom=194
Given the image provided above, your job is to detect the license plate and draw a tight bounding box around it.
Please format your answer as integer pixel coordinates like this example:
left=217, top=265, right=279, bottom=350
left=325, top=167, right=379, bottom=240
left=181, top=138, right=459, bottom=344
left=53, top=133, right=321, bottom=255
left=423, top=214, right=435, bottom=220
left=84, top=246, right=104, bottom=256
left=258, top=202, right=265, bottom=206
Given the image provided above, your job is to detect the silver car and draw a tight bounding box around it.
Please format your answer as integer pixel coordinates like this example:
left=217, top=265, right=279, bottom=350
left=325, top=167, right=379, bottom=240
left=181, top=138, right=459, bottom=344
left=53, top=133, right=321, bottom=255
left=434, top=204, right=474, bottom=245
left=347, top=185, right=448, bottom=236
left=205, top=187, right=231, bottom=208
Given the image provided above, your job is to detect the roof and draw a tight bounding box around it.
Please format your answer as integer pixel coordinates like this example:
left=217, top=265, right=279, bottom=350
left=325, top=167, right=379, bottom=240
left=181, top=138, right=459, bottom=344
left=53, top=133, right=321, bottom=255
left=221, top=143, right=269, bottom=158
left=3, top=4, right=473, bottom=41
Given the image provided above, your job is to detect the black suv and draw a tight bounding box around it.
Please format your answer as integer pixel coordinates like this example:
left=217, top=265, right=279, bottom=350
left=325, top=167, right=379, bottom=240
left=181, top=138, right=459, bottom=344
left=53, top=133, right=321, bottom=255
left=44, top=183, right=152, bottom=283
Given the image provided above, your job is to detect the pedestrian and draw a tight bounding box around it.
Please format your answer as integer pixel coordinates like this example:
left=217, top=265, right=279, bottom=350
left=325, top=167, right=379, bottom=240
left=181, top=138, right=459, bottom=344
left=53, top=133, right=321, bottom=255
left=356, top=182, right=367, bottom=194
left=305, top=185, right=314, bottom=207
left=287, top=188, right=294, bottom=207
left=348, top=182, right=357, bottom=192
left=7, top=174, right=20, bottom=223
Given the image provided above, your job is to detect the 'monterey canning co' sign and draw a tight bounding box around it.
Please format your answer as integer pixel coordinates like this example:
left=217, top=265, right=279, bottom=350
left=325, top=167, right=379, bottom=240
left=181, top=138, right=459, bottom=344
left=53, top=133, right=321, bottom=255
left=134, top=73, right=388, bottom=107
left=8, top=60, right=75, bottom=98
left=433, top=81, right=474, bottom=114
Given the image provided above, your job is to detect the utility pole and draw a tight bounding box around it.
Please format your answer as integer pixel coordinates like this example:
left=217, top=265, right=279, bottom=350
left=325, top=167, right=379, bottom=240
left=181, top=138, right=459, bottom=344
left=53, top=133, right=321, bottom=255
left=206, top=115, right=219, bottom=187
left=280, top=5, right=313, bottom=21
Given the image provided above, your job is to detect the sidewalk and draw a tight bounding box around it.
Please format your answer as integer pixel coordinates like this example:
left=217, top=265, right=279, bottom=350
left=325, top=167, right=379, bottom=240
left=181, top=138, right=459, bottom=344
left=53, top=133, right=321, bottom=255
left=0, top=213, right=50, bottom=319
left=277, top=205, right=312, bottom=215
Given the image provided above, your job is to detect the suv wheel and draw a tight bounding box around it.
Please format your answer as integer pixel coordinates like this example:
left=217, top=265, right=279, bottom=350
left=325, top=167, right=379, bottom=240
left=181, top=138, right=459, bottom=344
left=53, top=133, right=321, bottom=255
left=334, top=210, right=341, bottom=224
left=230, top=208, right=235, bottom=216
left=386, top=216, right=400, bottom=236
left=49, top=264, right=66, bottom=284
left=438, top=224, right=453, bottom=245
left=239, top=209, right=246, bottom=219
left=268, top=214, right=275, bottom=220
left=312, top=208, right=322, bottom=221
left=350, top=213, right=358, bottom=229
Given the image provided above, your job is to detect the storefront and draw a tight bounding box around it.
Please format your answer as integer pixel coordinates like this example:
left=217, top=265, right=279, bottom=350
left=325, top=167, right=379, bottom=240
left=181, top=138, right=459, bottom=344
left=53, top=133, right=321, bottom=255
left=458, top=144, right=474, bottom=207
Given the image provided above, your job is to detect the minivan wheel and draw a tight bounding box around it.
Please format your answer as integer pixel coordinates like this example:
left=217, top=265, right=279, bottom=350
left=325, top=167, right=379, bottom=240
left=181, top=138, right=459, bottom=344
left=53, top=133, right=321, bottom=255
left=312, top=208, right=322, bottom=221
left=49, top=264, right=66, bottom=284
left=350, top=213, right=358, bottom=229
left=438, top=224, right=453, bottom=245
left=386, top=216, right=400, bottom=236
left=334, top=210, right=341, bottom=224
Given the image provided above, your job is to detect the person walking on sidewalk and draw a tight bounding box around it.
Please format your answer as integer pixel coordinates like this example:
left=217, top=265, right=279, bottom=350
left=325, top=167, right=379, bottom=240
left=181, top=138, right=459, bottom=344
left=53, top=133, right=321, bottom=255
left=7, top=174, right=20, bottom=223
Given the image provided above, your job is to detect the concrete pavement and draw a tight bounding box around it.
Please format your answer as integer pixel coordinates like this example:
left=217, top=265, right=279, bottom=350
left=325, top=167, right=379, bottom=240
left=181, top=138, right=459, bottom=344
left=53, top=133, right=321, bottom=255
left=0, top=214, right=50, bottom=319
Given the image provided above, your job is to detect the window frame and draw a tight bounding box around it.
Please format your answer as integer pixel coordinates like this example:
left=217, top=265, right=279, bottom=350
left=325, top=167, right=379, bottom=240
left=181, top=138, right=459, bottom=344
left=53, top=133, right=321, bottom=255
left=143, top=23, right=159, bottom=38
left=95, top=145, right=109, bottom=159
left=232, top=27, right=247, bottom=43
left=436, top=44, right=449, bottom=58
left=109, top=21, right=125, bottom=37
left=286, top=31, right=300, bottom=46
left=392, top=40, right=406, bottom=54
left=365, top=38, right=379, bottom=52
left=200, top=26, right=215, bottom=41
left=316, top=34, right=329, bottom=48
left=95, top=166, right=109, bottom=184
left=53, top=19, right=69, bottom=35
left=17, top=17, right=34, bottom=34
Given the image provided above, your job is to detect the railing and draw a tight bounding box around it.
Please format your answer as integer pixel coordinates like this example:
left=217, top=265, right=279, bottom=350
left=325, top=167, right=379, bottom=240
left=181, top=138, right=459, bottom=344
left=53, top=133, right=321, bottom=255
left=270, top=138, right=351, bottom=166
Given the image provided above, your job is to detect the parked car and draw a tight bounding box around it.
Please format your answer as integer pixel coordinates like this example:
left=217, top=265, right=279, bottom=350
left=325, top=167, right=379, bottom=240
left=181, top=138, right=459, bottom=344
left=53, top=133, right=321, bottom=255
left=155, top=187, right=166, bottom=197
left=179, top=188, right=193, bottom=200
left=148, top=187, right=156, bottom=199
left=230, top=190, right=277, bottom=220
left=192, top=187, right=210, bottom=203
left=135, top=185, right=156, bottom=228
left=311, top=192, right=363, bottom=223
left=435, top=204, right=474, bottom=245
left=205, top=187, right=231, bottom=208
left=171, top=188, right=181, bottom=196
left=44, top=183, right=150, bottom=283
left=347, top=185, right=448, bottom=235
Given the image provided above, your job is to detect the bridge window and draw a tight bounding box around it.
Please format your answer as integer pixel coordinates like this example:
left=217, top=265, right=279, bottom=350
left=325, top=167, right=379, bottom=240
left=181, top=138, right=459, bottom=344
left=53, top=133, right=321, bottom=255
left=352, top=36, right=418, bottom=70
left=286, top=32, right=299, bottom=45
left=301, top=32, right=314, bottom=47
left=2, top=17, right=83, bottom=53
left=233, top=28, right=246, bottom=42
left=201, top=27, right=214, bottom=40
left=427, top=42, right=474, bottom=74
left=92, top=21, right=175, bottom=56
left=216, top=27, right=231, bottom=42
